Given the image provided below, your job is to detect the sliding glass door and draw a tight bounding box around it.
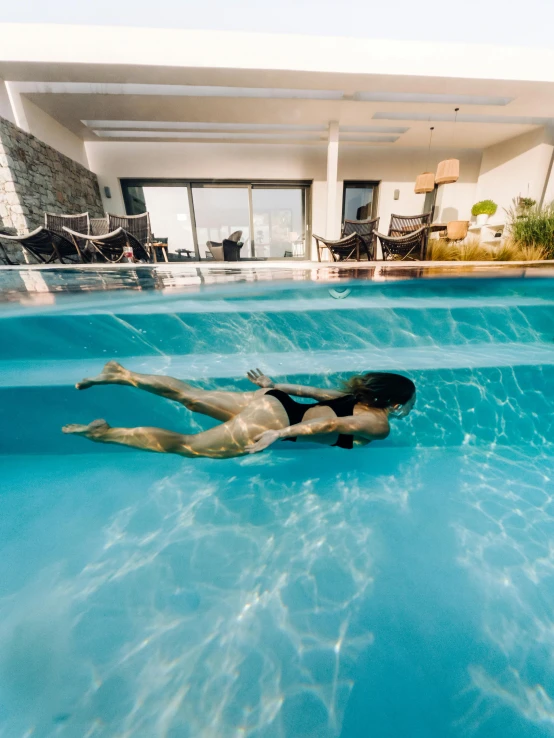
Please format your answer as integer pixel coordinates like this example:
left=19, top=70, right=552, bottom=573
left=122, top=179, right=309, bottom=260
left=192, top=187, right=251, bottom=259
left=252, top=188, right=306, bottom=258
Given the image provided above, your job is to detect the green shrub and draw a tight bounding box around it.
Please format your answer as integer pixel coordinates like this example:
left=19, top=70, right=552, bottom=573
left=508, top=202, right=554, bottom=258
left=471, top=199, right=498, bottom=217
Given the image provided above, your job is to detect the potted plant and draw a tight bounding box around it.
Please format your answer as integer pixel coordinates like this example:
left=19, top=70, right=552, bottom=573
left=472, top=199, right=498, bottom=226
left=516, top=196, right=536, bottom=216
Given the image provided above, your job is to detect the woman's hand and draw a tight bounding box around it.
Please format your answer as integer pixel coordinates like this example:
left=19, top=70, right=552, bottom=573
left=247, top=368, right=274, bottom=389
left=245, top=429, right=281, bottom=454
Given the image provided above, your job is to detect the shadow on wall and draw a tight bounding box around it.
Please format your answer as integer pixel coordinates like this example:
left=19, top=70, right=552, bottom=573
left=441, top=207, right=459, bottom=222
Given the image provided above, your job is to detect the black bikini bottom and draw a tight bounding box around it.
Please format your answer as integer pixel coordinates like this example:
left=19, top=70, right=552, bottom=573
left=264, top=389, right=353, bottom=449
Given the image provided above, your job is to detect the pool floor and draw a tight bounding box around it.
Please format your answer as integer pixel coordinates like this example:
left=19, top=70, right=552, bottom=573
left=1, top=445, right=554, bottom=737
left=2, top=275, right=554, bottom=737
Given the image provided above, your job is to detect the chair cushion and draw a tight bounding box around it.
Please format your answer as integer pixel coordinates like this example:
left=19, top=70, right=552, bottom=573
left=206, top=241, right=224, bottom=260
left=223, top=239, right=243, bottom=261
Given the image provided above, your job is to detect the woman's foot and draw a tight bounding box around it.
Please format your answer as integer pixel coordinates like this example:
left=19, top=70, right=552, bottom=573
left=76, top=361, right=129, bottom=390
left=62, top=419, right=110, bottom=439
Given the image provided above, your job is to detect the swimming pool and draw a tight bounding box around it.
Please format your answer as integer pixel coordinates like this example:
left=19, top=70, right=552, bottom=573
left=1, top=269, right=554, bottom=737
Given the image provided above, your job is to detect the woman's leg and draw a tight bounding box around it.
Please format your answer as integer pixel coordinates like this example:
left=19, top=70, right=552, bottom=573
left=76, top=361, right=261, bottom=421
left=62, top=394, right=290, bottom=459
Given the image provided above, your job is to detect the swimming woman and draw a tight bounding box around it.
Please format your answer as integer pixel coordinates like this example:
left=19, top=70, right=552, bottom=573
left=63, top=362, right=416, bottom=459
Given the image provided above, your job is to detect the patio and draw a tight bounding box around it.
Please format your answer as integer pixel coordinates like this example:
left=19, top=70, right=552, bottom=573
left=2, top=24, right=554, bottom=265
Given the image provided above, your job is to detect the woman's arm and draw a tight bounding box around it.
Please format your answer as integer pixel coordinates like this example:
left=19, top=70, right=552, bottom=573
left=246, top=369, right=345, bottom=401
left=246, top=414, right=389, bottom=453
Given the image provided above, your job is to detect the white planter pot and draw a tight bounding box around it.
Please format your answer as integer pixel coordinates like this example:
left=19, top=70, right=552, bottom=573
left=476, top=213, right=489, bottom=226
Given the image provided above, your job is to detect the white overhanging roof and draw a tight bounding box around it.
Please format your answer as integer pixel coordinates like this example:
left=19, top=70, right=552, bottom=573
left=1, top=23, right=554, bottom=81
left=1, top=24, right=554, bottom=149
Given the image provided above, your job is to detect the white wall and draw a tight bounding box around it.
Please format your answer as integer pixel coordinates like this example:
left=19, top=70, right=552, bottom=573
left=85, top=140, right=483, bottom=259
left=339, top=146, right=482, bottom=231
left=86, top=141, right=328, bottom=257
left=22, top=98, right=90, bottom=167
left=475, top=127, right=554, bottom=221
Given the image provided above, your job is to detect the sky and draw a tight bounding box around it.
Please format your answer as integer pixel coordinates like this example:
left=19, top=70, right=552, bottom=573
left=3, top=0, right=554, bottom=49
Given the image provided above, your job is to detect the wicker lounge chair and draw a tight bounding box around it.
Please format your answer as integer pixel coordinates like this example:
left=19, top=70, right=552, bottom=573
left=63, top=227, right=151, bottom=263
left=0, top=227, right=84, bottom=263
left=45, top=212, right=90, bottom=237
left=342, top=217, right=379, bottom=259
left=108, top=213, right=152, bottom=255
left=375, top=226, right=428, bottom=261
left=388, top=212, right=432, bottom=237
left=314, top=232, right=363, bottom=262
left=90, top=217, right=109, bottom=236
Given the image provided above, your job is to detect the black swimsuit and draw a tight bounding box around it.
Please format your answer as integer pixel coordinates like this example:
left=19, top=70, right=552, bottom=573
left=265, top=389, right=357, bottom=449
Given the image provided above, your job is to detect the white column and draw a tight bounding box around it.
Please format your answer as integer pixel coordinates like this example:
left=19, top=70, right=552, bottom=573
left=326, top=121, right=339, bottom=239
left=0, top=80, right=17, bottom=125
left=4, top=82, right=30, bottom=132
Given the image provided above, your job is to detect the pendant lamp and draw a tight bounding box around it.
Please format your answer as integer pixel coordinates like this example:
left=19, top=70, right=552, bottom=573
left=414, top=126, right=435, bottom=194
left=436, top=107, right=460, bottom=185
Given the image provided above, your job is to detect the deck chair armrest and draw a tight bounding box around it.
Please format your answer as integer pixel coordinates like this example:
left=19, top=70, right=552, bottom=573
left=0, top=226, right=44, bottom=241
left=63, top=226, right=128, bottom=241
left=63, top=226, right=96, bottom=240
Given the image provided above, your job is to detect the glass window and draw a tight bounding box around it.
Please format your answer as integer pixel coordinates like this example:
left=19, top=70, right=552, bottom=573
left=141, top=187, right=195, bottom=256
left=342, top=182, right=379, bottom=222
left=192, top=187, right=251, bottom=258
left=252, top=188, right=305, bottom=258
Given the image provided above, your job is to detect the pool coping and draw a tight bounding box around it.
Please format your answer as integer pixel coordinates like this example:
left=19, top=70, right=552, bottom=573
left=2, top=259, right=554, bottom=279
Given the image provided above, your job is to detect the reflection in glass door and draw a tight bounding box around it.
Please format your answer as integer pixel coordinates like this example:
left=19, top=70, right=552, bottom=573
left=192, top=187, right=251, bottom=259
left=252, top=188, right=306, bottom=258
left=342, top=181, right=379, bottom=222
left=124, top=185, right=197, bottom=259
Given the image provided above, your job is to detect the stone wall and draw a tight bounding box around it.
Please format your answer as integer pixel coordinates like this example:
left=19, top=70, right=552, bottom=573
left=0, top=115, right=103, bottom=238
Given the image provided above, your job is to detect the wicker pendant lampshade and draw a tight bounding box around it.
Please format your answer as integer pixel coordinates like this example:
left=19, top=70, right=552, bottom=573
left=435, top=158, right=460, bottom=185
left=436, top=108, right=460, bottom=185
left=415, top=171, right=435, bottom=194
left=414, top=126, right=436, bottom=194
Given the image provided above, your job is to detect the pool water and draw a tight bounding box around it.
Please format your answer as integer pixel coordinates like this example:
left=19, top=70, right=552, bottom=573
left=1, top=274, right=554, bottom=737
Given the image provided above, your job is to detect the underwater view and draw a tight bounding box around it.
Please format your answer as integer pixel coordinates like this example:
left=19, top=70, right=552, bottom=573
left=1, top=270, right=554, bottom=737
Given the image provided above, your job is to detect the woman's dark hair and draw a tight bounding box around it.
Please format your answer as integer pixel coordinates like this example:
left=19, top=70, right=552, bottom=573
left=342, top=372, right=415, bottom=408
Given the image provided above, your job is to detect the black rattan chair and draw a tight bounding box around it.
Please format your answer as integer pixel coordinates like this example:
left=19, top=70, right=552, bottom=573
left=206, top=230, right=243, bottom=261
left=63, top=227, right=151, bottom=263
left=375, top=227, right=428, bottom=261
left=388, top=212, right=432, bottom=237
left=342, top=217, right=379, bottom=259
left=314, top=232, right=362, bottom=261
left=0, top=227, right=84, bottom=263
left=108, top=213, right=152, bottom=255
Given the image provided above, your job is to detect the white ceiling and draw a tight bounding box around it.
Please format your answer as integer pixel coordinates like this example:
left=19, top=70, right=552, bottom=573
left=2, top=25, right=554, bottom=150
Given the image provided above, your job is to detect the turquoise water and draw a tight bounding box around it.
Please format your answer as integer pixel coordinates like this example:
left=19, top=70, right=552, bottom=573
left=1, top=274, right=554, bottom=737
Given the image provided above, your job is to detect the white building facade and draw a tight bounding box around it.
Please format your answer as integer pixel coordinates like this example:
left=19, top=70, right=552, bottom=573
left=2, top=23, right=554, bottom=259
